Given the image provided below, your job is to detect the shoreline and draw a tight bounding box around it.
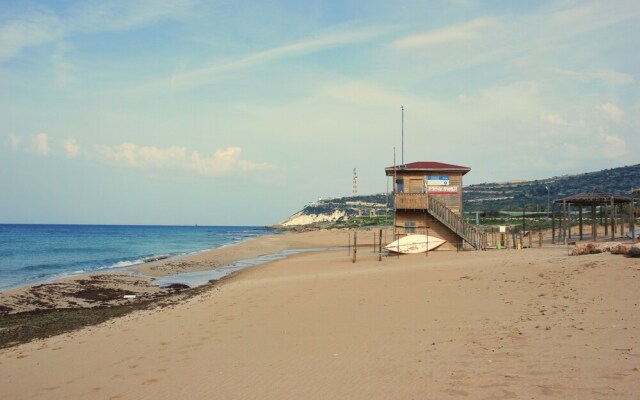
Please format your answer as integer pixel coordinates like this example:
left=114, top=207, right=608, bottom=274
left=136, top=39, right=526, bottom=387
left=0, top=229, right=361, bottom=323
left=0, top=229, right=357, bottom=348
left=0, top=224, right=271, bottom=294
left=1, top=229, right=638, bottom=398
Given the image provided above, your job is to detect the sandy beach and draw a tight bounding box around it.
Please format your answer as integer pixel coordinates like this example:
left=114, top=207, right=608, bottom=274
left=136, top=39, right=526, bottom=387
left=1, top=229, right=639, bottom=399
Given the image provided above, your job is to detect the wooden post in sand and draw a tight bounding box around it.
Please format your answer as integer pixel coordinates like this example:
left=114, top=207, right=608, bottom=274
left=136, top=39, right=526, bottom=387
left=562, top=200, right=567, bottom=245
left=378, top=229, right=382, bottom=261
left=551, top=206, right=556, bottom=244
left=352, top=231, right=357, bottom=263
left=611, top=196, right=615, bottom=241
left=578, top=207, right=583, bottom=240
left=528, top=229, right=532, bottom=248
left=591, top=204, right=597, bottom=241
left=604, top=203, right=609, bottom=236
left=568, top=204, right=572, bottom=239
left=538, top=229, right=543, bottom=248
left=620, top=205, right=625, bottom=237
left=373, top=231, right=376, bottom=253
left=630, top=199, right=635, bottom=241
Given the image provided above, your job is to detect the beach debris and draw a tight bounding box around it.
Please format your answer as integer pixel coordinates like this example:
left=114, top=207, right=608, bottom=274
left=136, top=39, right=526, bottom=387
left=570, top=242, right=637, bottom=256
left=72, top=288, right=135, bottom=302
left=123, top=294, right=137, bottom=299
left=165, top=283, right=190, bottom=291
left=629, top=244, right=640, bottom=258
left=142, top=255, right=171, bottom=263
left=570, top=243, right=603, bottom=256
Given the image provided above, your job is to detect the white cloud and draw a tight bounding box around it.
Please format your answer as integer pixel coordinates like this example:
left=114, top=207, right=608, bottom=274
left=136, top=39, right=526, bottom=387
left=190, top=147, right=276, bottom=175
left=597, top=103, right=623, bottom=122
left=190, top=147, right=242, bottom=175
left=94, top=142, right=187, bottom=168
left=0, top=9, right=63, bottom=62
left=27, top=133, right=50, bottom=155
left=6, top=133, right=21, bottom=151
left=239, top=160, right=277, bottom=172
left=169, top=28, right=388, bottom=90
left=92, top=142, right=275, bottom=176
left=391, top=17, right=499, bottom=49
left=62, top=137, right=80, bottom=158
left=0, top=1, right=194, bottom=62
left=553, top=68, right=635, bottom=86
left=598, top=129, right=626, bottom=158
left=69, top=0, right=194, bottom=33
left=539, top=111, right=569, bottom=126
left=549, top=1, right=640, bottom=38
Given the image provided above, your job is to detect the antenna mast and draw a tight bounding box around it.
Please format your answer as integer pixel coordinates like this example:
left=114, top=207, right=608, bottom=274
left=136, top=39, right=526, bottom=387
left=352, top=168, right=358, bottom=196
left=401, top=105, right=404, bottom=165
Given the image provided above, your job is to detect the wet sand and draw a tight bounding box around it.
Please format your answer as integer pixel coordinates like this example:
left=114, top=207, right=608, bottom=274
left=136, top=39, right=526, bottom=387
left=1, top=229, right=639, bottom=399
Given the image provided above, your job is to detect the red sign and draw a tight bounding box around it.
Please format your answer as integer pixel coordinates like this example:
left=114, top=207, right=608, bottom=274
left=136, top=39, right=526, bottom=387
left=427, top=186, right=458, bottom=194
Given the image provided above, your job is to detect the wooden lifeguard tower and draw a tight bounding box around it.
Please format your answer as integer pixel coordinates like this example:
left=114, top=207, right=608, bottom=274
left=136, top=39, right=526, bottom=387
left=385, top=161, right=486, bottom=250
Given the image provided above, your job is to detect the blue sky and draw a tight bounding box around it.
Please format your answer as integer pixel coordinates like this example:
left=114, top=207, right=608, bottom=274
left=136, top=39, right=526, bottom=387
left=1, top=0, right=638, bottom=225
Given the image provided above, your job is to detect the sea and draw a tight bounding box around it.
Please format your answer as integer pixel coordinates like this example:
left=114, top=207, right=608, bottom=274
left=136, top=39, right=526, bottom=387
left=0, top=224, right=269, bottom=291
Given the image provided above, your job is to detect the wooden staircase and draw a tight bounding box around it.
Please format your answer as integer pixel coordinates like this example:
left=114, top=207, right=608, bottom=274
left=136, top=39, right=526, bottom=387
left=427, top=197, right=487, bottom=250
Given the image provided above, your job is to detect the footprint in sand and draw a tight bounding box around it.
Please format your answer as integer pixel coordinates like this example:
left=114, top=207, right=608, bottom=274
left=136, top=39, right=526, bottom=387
left=442, top=388, right=470, bottom=396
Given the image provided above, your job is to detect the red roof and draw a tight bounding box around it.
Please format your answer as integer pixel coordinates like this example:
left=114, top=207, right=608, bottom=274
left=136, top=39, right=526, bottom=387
left=385, top=161, right=470, bottom=175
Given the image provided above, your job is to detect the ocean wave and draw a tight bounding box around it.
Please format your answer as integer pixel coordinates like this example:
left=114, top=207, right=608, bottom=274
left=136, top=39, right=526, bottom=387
left=0, top=225, right=269, bottom=291
left=95, top=258, right=147, bottom=270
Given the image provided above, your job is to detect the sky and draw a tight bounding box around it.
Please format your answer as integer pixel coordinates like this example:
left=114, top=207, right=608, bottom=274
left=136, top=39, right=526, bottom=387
left=1, top=0, right=639, bottom=225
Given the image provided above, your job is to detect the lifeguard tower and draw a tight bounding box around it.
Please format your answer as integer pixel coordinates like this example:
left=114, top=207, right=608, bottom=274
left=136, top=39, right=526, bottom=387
left=385, top=161, right=486, bottom=250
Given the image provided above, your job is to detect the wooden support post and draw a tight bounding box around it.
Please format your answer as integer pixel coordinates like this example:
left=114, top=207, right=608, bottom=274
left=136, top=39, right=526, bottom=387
left=579, top=206, right=583, bottom=240
left=592, top=204, right=597, bottom=241
left=568, top=203, right=572, bottom=239
left=604, top=203, right=609, bottom=236
left=620, top=205, right=625, bottom=237
left=352, top=231, right=357, bottom=263
left=620, top=205, right=627, bottom=237
left=630, top=199, right=635, bottom=241
left=528, top=229, right=532, bottom=248
left=551, top=206, right=556, bottom=244
left=372, top=231, right=375, bottom=253
left=378, top=229, right=382, bottom=261
left=562, top=200, right=567, bottom=245
left=348, top=231, right=351, bottom=255
left=611, top=197, right=615, bottom=241
left=538, top=228, right=543, bottom=248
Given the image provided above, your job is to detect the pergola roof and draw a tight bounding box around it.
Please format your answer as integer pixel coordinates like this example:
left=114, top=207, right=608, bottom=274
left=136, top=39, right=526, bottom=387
left=554, top=189, right=632, bottom=205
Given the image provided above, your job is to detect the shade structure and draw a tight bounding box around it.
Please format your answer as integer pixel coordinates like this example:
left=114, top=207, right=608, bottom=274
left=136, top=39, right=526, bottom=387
left=551, top=189, right=634, bottom=243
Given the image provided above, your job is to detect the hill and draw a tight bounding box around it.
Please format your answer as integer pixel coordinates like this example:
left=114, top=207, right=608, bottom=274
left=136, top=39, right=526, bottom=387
left=465, top=163, right=640, bottom=213
left=273, top=164, right=640, bottom=228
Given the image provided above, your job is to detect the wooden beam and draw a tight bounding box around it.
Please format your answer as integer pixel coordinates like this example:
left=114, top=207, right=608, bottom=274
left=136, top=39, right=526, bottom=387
left=579, top=206, right=583, bottom=240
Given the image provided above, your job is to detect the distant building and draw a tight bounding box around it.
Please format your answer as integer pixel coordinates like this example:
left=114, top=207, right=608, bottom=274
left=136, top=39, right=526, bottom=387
left=385, top=161, right=485, bottom=250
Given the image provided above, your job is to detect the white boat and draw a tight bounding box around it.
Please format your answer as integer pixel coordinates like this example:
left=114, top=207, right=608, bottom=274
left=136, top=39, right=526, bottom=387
left=385, top=234, right=446, bottom=254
